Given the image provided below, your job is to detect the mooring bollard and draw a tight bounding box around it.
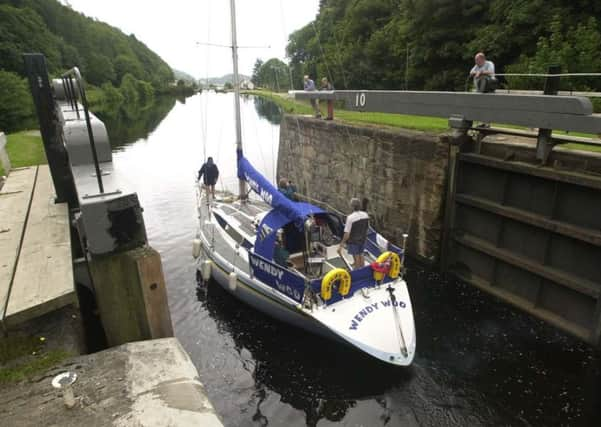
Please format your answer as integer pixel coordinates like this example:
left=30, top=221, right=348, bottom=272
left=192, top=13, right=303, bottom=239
left=52, top=371, right=78, bottom=408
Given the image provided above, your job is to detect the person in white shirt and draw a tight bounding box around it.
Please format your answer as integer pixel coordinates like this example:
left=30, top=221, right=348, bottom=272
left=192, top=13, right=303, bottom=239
left=338, top=197, right=369, bottom=269
left=470, top=52, right=497, bottom=93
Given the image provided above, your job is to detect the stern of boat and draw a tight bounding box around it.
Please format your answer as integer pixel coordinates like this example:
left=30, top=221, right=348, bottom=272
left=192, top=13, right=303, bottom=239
left=309, top=278, right=416, bottom=366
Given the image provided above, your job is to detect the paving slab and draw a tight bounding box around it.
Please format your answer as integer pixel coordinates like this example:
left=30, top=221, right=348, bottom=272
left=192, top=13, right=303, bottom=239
left=0, top=167, right=37, bottom=323
left=4, top=165, right=75, bottom=327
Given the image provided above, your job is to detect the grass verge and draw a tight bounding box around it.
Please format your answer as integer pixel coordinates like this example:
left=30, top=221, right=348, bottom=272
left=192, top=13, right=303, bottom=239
left=244, top=89, right=449, bottom=132
left=0, top=335, right=71, bottom=384
left=247, top=89, right=601, bottom=151
left=6, top=131, right=46, bottom=168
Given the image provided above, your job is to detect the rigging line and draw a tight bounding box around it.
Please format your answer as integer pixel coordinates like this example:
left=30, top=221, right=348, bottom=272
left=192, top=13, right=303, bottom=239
left=247, top=97, right=268, bottom=179
left=278, top=0, right=296, bottom=91
left=196, top=42, right=271, bottom=49
left=279, top=0, right=307, bottom=183
left=200, top=0, right=213, bottom=163
left=330, top=26, right=349, bottom=89
left=311, top=21, right=334, bottom=85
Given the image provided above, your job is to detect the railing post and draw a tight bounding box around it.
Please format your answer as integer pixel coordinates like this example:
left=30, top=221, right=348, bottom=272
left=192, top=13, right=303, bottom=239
left=536, top=64, right=561, bottom=164
left=23, top=54, right=78, bottom=206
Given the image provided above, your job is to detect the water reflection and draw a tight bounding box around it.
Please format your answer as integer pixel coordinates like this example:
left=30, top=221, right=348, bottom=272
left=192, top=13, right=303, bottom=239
left=95, top=95, right=177, bottom=149
left=195, top=273, right=413, bottom=426
left=251, top=95, right=283, bottom=124
left=194, top=272, right=528, bottom=427
left=106, top=92, right=601, bottom=427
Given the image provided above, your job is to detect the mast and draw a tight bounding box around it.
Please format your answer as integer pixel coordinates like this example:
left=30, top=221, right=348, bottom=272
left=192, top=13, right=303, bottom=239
left=230, top=0, right=247, bottom=199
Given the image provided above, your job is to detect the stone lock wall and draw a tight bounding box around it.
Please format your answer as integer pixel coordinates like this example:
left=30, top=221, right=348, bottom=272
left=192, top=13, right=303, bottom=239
left=278, top=115, right=450, bottom=262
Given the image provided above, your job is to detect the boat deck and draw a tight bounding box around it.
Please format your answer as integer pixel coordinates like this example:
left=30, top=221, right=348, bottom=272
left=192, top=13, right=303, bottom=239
left=197, top=190, right=364, bottom=279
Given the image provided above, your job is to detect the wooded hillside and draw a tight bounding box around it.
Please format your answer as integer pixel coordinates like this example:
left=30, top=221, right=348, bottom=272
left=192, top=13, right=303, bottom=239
left=0, top=0, right=176, bottom=132
left=0, top=0, right=173, bottom=87
left=286, top=0, right=601, bottom=91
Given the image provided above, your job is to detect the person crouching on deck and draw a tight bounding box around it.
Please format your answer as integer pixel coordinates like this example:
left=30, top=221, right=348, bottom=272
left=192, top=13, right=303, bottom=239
left=197, top=157, right=219, bottom=200
left=338, top=197, right=369, bottom=269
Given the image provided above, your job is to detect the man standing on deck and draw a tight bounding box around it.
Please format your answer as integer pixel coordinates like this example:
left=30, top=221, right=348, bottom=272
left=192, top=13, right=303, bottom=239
left=338, top=197, right=369, bottom=269
left=303, top=75, right=321, bottom=118
left=197, top=157, right=219, bottom=200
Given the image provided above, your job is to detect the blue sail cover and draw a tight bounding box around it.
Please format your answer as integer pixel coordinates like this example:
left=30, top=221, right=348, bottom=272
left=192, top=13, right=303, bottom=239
left=238, top=154, right=324, bottom=258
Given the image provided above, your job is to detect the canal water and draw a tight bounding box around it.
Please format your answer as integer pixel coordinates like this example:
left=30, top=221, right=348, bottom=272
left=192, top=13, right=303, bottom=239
left=102, top=92, right=600, bottom=427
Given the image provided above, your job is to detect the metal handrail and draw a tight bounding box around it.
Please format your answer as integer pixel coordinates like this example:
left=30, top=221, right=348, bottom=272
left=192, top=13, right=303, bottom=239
left=60, top=67, right=104, bottom=193
left=496, top=72, right=601, bottom=77
left=466, top=72, right=601, bottom=92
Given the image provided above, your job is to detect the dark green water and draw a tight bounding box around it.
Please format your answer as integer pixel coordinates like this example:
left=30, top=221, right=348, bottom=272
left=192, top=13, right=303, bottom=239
left=105, top=92, right=601, bottom=427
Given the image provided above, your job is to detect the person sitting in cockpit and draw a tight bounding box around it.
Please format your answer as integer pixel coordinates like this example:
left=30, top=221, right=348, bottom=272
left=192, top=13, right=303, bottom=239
left=274, top=230, right=291, bottom=268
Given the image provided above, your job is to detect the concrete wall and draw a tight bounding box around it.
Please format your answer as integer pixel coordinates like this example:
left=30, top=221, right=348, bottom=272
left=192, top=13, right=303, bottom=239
left=278, top=116, right=449, bottom=262
left=0, top=131, right=11, bottom=174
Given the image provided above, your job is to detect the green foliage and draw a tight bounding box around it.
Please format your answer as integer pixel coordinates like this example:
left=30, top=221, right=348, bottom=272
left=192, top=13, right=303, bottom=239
left=287, top=0, right=601, bottom=91
left=0, top=4, right=63, bottom=75
left=119, top=73, right=140, bottom=106
left=251, top=58, right=292, bottom=92
left=84, top=53, right=116, bottom=86
left=224, top=82, right=233, bottom=90
left=0, top=70, right=34, bottom=133
left=0, top=0, right=173, bottom=90
left=506, top=16, right=601, bottom=90
left=100, top=82, right=124, bottom=107
left=135, top=79, right=155, bottom=105
left=251, top=59, right=264, bottom=85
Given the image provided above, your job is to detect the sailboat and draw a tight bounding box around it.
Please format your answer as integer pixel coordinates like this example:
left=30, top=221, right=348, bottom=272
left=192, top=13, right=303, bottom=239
left=193, top=0, right=416, bottom=366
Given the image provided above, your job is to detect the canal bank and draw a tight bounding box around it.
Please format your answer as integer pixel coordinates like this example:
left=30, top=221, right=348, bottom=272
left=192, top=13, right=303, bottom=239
left=1, top=59, right=223, bottom=427
left=2, top=87, right=600, bottom=426
left=0, top=338, right=222, bottom=426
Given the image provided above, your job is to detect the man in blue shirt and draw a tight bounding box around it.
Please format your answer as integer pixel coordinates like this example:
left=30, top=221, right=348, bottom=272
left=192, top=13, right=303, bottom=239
left=303, top=75, right=321, bottom=118
left=197, top=157, right=219, bottom=199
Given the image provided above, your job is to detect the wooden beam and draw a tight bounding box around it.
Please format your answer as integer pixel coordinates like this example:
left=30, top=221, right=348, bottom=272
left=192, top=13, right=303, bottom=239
left=459, top=153, right=601, bottom=190
left=454, top=234, right=600, bottom=298
left=90, top=246, right=173, bottom=347
left=455, top=193, right=601, bottom=247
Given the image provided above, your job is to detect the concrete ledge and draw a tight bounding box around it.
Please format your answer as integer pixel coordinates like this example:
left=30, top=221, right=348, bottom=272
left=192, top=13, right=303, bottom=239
left=0, top=132, right=10, bottom=173
left=0, top=337, right=223, bottom=426
left=115, top=338, right=221, bottom=426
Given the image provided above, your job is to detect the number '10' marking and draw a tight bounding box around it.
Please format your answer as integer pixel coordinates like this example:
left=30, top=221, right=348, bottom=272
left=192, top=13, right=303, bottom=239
left=355, top=93, right=366, bottom=108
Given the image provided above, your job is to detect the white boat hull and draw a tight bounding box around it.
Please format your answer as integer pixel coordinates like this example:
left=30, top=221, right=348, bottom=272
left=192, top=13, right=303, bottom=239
left=199, top=243, right=416, bottom=366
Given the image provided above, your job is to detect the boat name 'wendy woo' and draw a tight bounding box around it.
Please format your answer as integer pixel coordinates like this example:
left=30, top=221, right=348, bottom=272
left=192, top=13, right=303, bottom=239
left=193, top=0, right=416, bottom=366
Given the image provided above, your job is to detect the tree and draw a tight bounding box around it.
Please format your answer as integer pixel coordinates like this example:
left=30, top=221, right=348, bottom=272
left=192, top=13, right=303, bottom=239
left=251, top=59, right=264, bottom=85
left=0, top=70, right=34, bottom=133
left=255, top=58, right=292, bottom=91
left=119, top=73, right=139, bottom=106
left=0, top=0, right=174, bottom=92
left=84, top=53, right=116, bottom=86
